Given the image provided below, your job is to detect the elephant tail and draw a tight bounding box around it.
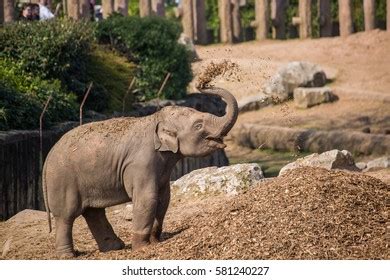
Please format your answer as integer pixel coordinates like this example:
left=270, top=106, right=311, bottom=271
left=42, top=159, right=52, bottom=233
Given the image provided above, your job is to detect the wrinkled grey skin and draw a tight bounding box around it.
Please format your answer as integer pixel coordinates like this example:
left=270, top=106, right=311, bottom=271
left=43, top=87, right=238, bottom=258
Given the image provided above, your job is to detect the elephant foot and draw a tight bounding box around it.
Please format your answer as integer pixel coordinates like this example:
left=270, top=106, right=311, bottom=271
left=98, top=237, right=125, bottom=252
left=150, top=228, right=162, bottom=244
left=56, top=245, right=76, bottom=259
left=132, top=233, right=150, bottom=251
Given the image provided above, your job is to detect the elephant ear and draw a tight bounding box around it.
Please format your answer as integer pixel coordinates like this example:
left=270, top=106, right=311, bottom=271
left=154, top=121, right=179, bottom=153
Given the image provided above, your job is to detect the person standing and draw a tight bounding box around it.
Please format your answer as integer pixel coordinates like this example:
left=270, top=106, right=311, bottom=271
left=38, top=0, right=55, bottom=20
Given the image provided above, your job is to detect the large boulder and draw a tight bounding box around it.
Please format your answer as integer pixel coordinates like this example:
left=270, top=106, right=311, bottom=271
left=238, top=95, right=273, bottom=113
left=364, top=156, right=390, bottom=172
left=293, top=87, right=338, bottom=108
left=263, top=61, right=327, bottom=101
left=279, top=150, right=359, bottom=176
left=171, top=163, right=265, bottom=196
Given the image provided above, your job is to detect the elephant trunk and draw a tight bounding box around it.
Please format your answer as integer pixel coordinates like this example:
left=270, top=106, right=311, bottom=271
left=197, top=87, right=238, bottom=137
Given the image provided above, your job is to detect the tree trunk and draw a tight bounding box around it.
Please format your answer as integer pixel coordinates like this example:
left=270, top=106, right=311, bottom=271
left=388, top=0, right=390, bottom=32
left=338, top=0, right=353, bottom=37
left=114, top=0, right=128, bottom=16
left=102, top=0, right=114, bottom=18
left=193, top=0, right=207, bottom=44
left=231, top=0, right=242, bottom=42
left=363, top=0, right=375, bottom=31
left=182, top=0, right=194, bottom=39
left=252, top=0, right=270, bottom=40
left=219, top=0, right=233, bottom=43
left=292, top=0, right=311, bottom=39
left=0, top=0, right=4, bottom=24
left=271, top=0, right=287, bottom=39
left=4, top=0, right=14, bottom=23
left=67, top=0, right=81, bottom=19
left=318, top=0, right=332, bottom=37
left=139, top=0, right=152, bottom=17
left=152, top=0, right=165, bottom=16
left=80, top=0, right=91, bottom=18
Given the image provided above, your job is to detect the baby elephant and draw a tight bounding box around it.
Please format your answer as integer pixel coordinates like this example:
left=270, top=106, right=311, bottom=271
left=43, top=87, right=238, bottom=257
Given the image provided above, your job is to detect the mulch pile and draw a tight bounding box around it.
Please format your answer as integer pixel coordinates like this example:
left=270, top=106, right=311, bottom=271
left=196, top=60, right=241, bottom=89
left=1, top=167, right=388, bottom=259
left=130, top=167, right=389, bottom=260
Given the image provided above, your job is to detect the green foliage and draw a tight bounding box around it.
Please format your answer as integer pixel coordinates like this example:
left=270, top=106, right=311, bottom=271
left=96, top=15, right=192, bottom=101
left=0, top=19, right=94, bottom=80
left=0, top=59, right=77, bottom=130
left=86, top=46, right=135, bottom=113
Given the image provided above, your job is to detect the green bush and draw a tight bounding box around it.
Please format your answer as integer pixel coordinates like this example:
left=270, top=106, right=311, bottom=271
left=0, top=18, right=94, bottom=80
left=96, top=15, right=192, bottom=100
left=0, top=59, right=77, bottom=130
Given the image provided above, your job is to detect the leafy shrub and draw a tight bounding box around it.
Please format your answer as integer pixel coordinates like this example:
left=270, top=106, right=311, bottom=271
left=0, top=59, right=77, bottom=130
left=96, top=15, right=192, bottom=100
left=0, top=18, right=94, bottom=80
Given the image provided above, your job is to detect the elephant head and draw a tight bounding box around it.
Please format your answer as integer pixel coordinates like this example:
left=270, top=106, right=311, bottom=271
left=154, top=87, right=238, bottom=157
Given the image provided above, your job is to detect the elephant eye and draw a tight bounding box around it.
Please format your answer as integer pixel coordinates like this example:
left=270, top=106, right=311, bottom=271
left=194, top=122, right=203, bottom=130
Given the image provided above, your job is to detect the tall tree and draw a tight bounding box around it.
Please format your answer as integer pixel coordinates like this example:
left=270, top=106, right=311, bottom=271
left=140, top=0, right=152, bottom=17
left=182, top=0, right=194, bottom=39
left=0, top=0, right=4, bottom=23
left=4, top=0, right=14, bottom=23
left=363, top=0, right=375, bottom=31
left=193, top=0, right=207, bottom=44
left=80, top=0, right=91, bottom=18
left=252, top=0, right=270, bottom=40
left=318, top=0, right=332, bottom=37
left=102, top=0, right=114, bottom=18
left=387, top=0, right=390, bottom=32
left=219, top=0, right=233, bottom=43
left=152, top=0, right=165, bottom=16
left=338, top=0, right=353, bottom=36
left=67, top=0, right=81, bottom=19
left=231, top=0, right=242, bottom=42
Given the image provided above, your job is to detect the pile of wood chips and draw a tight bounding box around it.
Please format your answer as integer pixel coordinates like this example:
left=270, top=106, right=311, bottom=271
left=1, top=167, right=388, bottom=260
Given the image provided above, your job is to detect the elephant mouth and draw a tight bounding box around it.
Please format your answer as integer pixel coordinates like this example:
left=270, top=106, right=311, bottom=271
left=206, top=136, right=226, bottom=149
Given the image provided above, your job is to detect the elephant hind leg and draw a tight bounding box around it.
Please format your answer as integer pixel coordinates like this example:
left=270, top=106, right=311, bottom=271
left=55, top=217, right=76, bottom=258
left=83, top=208, right=125, bottom=252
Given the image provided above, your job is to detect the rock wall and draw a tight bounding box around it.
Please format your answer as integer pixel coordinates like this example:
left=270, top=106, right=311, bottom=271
left=232, top=124, right=390, bottom=156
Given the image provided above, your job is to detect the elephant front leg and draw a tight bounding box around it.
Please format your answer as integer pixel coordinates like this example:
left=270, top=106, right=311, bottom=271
left=150, top=183, right=170, bottom=243
left=131, top=184, right=159, bottom=251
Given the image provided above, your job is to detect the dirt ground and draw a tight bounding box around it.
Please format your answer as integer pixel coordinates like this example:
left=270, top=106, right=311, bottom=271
left=0, top=167, right=388, bottom=260
left=192, top=29, right=390, bottom=136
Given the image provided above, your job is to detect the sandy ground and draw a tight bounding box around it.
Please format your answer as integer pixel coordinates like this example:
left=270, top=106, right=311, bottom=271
left=192, top=30, right=390, bottom=135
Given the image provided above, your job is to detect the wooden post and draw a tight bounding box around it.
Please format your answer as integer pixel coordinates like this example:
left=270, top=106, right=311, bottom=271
left=80, top=0, right=91, bottom=18
left=232, top=0, right=242, bottom=42
left=271, top=0, right=287, bottom=39
left=363, top=0, right=375, bottom=31
left=67, top=0, right=81, bottom=19
left=115, top=0, right=129, bottom=16
left=102, top=0, right=114, bottom=18
left=0, top=0, right=4, bottom=24
left=4, top=0, right=14, bottom=23
left=251, top=0, right=270, bottom=40
left=318, top=0, right=332, bottom=37
left=193, top=0, right=207, bottom=44
left=219, top=0, right=233, bottom=43
left=292, top=0, right=311, bottom=39
left=139, top=0, right=152, bottom=17
left=338, top=0, right=353, bottom=37
left=182, top=0, right=194, bottom=40
left=152, top=0, right=165, bottom=16
left=388, top=0, right=390, bottom=31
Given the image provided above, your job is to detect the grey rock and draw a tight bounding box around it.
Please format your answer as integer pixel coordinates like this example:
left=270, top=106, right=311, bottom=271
left=293, top=87, right=338, bottom=109
left=279, top=149, right=359, bottom=176
left=263, top=61, right=327, bottom=101
left=356, top=162, right=367, bottom=170
left=172, top=163, right=265, bottom=196
left=364, top=156, right=390, bottom=172
left=238, top=95, right=273, bottom=113
left=123, top=204, right=133, bottom=221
